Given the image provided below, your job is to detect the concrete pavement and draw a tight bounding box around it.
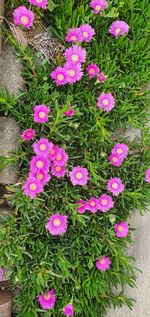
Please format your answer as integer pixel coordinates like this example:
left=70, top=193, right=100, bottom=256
left=106, top=209, right=150, bottom=317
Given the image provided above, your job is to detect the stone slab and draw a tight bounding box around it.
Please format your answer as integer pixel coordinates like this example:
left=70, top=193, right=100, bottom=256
left=0, top=43, right=24, bottom=95
left=0, top=291, right=12, bottom=317
left=106, top=210, right=150, bottom=317
left=0, top=117, right=19, bottom=184
left=0, top=0, right=4, bottom=55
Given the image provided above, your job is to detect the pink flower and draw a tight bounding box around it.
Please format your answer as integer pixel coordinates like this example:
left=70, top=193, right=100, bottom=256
left=29, top=170, right=51, bottom=185
left=111, top=143, right=129, bottom=159
left=45, top=214, right=68, bottom=236
left=23, top=177, right=43, bottom=199
left=64, top=105, right=75, bottom=117
left=107, top=177, right=125, bottom=196
left=21, top=128, right=35, bottom=141
left=79, top=24, right=95, bottom=42
left=28, top=0, right=47, bottom=9
left=0, top=268, right=5, bottom=281
left=145, top=169, right=150, bottom=183
left=97, top=93, right=115, bottom=112
left=51, top=164, right=66, bottom=178
left=97, top=72, right=107, bottom=83
left=53, top=149, right=68, bottom=166
left=32, top=138, right=53, bottom=157
left=64, top=304, right=74, bottom=316
left=90, top=0, right=108, bottom=14
left=51, top=66, right=67, bottom=86
left=13, top=6, right=34, bottom=29
left=96, top=257, right=111, bottom=271
left=65, top=28, right=82, bottom=43
left=114, top=222, right=129, bottom=238
left=64, top=45, right=86, bottom=65
left=109, top=20, right=129, bottom=38
left=76, top=200, right=86, bottom=214
left=33, top=105, right=50, bottom=123
left=69, top=166, right=89, bottom=186
left=86, top=63, right=100, bottom=78
left=109, top=153, right=124, bottom=167
left=86, top=198, right=98, bottom=213
left=38, top=290, right=56, bottom=310
left=64, top=63, right=83, bottom=84
left=30, top=156, right=50, bottom=173
left=48, top=145, right=60, bottom=161
left=98, top=194, right=114, bottom=212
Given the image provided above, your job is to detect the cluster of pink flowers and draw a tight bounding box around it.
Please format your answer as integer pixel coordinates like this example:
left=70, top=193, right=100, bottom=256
left=38, top=290, right=74, bottom=315
left=76, top=194, right=114, bottom=214
left=23, top=140, right=68, bottom=199
left=109, top=143, right=129, bottom=167
left=76, top=175, right=125, bottom=214
left=89, top=1, right=129, bottom=38
left=51, top=24, right=96, bottom=86
left=66, top=24, right=95, bottom=43
left=86, top=63, right=107, bottom=84
left=22, top=105, right=69, bottom=199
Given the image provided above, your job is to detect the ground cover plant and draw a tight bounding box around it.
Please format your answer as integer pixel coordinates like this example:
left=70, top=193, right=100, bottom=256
left=0, top=0, right=150, bottom=316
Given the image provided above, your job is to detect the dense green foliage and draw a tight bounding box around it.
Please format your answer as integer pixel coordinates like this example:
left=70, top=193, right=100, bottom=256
left=0, top=0, right=150, bottom=316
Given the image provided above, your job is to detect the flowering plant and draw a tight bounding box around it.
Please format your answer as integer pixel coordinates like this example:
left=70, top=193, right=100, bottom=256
left=0, top=0, right=150, bottom=316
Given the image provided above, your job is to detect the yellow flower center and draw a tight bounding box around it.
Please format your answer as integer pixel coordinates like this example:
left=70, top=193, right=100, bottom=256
left=70, top=35, right=77, bottom=41
left=53, top=218, right=61, bottom=227
left=76, top=172, right=83, bottom=180
left=112, top=182, right=118, bottom=189
left=100, top=259, right=105, bottom=265
left=115, top=28, right=121, bottom=35
left=103, top=99, right=109, bottom=106
left=112, top=157, right=118, bottom=163
left=90, top=201, right=96, bottom=206
left=118, top=225, right=124, bottom=232
left=69, top=69, right=76, bottom=77
left=89, top=68, right=95, bottom=74
left=117, top=148, right=123, bottom=154
left=50, top=149, right=55, bottom=155
left=71, top=54, right=79, bottom=62
left=56, top=154, right=62, bottom=161
left=36, top=160, right=44, bottom=168
left=43, top=293, right=51, bottom=301
left=39, top=111, right=46, bottom=119
left=20, top=16, right=29, bottom=24
left=83, top=31, right=88, bottom=38
left=37, top=173, right=44, bottom=180
left=95, top=5, right=101, bottom=11
left=55, top=166, right=62, bottom=172
left=57, top=74, right=64, bottom=81
left=29, top=183, right=37, bottom=191
left=101, top=199, right=107, bottom=205
left=39, top=144, right=47, bottom=151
